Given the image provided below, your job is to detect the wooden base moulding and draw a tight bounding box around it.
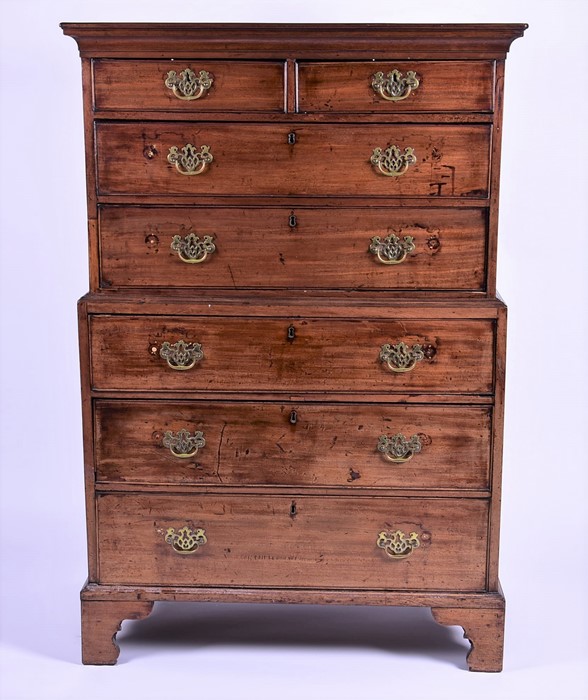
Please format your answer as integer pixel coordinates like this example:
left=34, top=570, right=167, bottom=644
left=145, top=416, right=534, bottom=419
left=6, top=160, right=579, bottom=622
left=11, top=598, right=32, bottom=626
left=81, top=583, right=505, bottom=671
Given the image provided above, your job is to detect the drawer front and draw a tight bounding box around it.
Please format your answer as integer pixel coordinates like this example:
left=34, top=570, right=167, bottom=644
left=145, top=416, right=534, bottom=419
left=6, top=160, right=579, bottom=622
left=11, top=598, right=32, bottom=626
left=96, top=123, right=490, bottom=198
left=298, top=61, right=494, bottom=113
left=97, top=493, right=489, bottom=590
left=93, top=60, right=285, bottom=112
left=95, top=400, right=492, bottom=489
left=89, top=315, right=495, bottom=395
left=99, top=206, right=487, bottom=292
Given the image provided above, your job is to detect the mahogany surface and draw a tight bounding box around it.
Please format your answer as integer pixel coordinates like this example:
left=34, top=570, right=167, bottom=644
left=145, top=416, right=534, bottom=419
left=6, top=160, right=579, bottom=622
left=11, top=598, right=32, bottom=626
left=63, top=21, right=525, bottom=670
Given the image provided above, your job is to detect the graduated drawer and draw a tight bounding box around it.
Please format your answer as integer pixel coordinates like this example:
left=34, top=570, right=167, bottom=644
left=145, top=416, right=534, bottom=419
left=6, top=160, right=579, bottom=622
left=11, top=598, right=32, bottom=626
left=96, top=123, right=491, bottom=198
left=95, top=400, right=492, bottom=489
left=89, top=315, right=494, bottom=395
left=92, top=60, right=285, bottom=112
left=99, top=206, right=487, bottom=292
left=298, top=61, right=494, bottom=113
left=96, top=493, right=489, bottom=590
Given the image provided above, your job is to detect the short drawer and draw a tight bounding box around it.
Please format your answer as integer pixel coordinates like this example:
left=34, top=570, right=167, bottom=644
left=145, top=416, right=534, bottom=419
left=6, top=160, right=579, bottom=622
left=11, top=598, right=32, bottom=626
left=298, top=61, right=494, bottom=113
left=89, top=314, right=495, bottom=395
left=97, top=493, right=489, bottom=590
left=99, top=206, right=487, bottom=292
left=92, top=60, right=285, bottom=112
left=95, top=400, right=492, bottom=489
left=96, top=123, right=490, bottom=198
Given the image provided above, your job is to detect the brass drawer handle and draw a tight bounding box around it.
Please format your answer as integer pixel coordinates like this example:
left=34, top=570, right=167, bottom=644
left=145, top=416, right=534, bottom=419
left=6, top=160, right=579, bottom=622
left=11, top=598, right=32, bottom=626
left=171, top=233, right=216, bottom=264
left=369, top=234, right=415, bottom=265
left=164, top=68, right=213, bottom=100
left=371, top=69, right=420, bottom=102
left=379, top=342, right=425, bottom=373
left=167, top=143, right=213, bottom=175
left=371, top=145, right=417, bottom=177
left=159, top=340, right=204, bottom=370
left=377, top=530, right=420, bottom=559
left=377, top=433, right=422, bottom=463
left=163, top=429, right=206, bottom=458
left=165, top=526, right=207, bottom=555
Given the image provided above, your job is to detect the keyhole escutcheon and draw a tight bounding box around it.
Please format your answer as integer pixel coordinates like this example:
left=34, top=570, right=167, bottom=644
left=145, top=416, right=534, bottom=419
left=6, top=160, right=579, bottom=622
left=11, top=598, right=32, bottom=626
left=287, top=325, right=296, bottom=341
left=290, top=501, right=297, bottom=517
left=289, top=213, right=297, bottom=228
left=287, top=132, right=297, bottom=145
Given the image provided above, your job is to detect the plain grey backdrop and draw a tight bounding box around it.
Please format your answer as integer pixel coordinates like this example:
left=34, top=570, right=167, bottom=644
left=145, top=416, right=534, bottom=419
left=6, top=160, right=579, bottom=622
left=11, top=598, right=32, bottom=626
left=1, top=1, right=587, bottom=698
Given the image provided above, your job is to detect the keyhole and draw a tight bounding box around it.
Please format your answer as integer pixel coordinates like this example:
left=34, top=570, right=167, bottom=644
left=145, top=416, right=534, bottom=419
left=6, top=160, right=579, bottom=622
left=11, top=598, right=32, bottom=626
left=289, top=213, right=297, bottom=228
left=290, top=501, right=297, bottom=517
left=289, top=410, right=298, bottom=425
left=287, top=132, right=296, bottom=145
left=287, top=325, right=296, bottom=341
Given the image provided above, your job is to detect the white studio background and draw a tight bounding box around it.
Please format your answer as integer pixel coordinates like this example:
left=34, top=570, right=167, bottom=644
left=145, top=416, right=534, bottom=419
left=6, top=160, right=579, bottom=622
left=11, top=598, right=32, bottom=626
left=0, top=1, right=586, bottom=699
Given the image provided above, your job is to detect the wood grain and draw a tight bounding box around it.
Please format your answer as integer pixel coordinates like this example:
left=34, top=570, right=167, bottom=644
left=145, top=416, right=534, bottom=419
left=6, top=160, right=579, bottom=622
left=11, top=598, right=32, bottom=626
left=431, top=605, right=505, bottom=672
left=62, top=22, right=525, bottom=670
left=93, top=60, right=285, bottom=112
left=62, top=23, right=527, bottom=61
left=81, top=599, right=154, bottom=664
left=89, top=314, right=495, bottom=395
left=298, top=61, right=494, bottom=113
left=96, top=493, right=489, bottom=590
left=96, top=123, right=491, bottom=198
left=95, top=400, right=492, bottom=489
left=98, top=205, right=487, bottom=292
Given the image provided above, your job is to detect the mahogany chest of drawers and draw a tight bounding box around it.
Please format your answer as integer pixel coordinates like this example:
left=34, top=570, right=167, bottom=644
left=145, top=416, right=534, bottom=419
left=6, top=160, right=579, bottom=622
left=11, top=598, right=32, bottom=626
left=62, top=22, right=526, bottom=671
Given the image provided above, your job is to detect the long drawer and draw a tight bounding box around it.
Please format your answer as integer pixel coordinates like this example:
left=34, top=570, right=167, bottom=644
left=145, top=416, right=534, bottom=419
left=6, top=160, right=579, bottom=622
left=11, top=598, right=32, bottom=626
left=96, top=123, right=491, bottom=198
left=89, top=315, right=495, bottom=395
left=95, top=400, right=492, bottom=489
left=97, top=493, right=489, bottom=590
left=99, top=206, right=487, bottom=292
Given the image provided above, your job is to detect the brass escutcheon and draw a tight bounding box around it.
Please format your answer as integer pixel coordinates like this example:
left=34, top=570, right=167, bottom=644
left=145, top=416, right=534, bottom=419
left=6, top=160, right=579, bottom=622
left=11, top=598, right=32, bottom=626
left=377, top=530, right=420, bottom=559
left=163, top=429, right=206, bottom=458
left=164, top=526, right=207, bottom=554
left=377, top=433, right=423, bottom=463
left=167, top=143, right=213, bottom=175
left=369, top=234, right=415, bottom=265
left=371, top=69, right=420, bottom=102
left=164, top=68, right=213, bottom=100
left=379, top=342, right=425, bottom=373
left=159, top=340, right=204, bottom=370
left=370, top=145, right=417, bottom=177
left=171, top=233, right=216, bottom=264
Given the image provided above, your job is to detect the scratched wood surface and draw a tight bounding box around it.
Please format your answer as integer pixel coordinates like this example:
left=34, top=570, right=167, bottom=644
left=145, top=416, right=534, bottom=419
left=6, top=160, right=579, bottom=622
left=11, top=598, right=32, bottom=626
left=99, top=206, right=487, bottom=292
left=95, top=400, right=492, bottom=489
left=63, top=22, right=526, bottom=669
left=89, top=315, right=495, bottom=395
left=96, top=123, right=491, bottom=198
left=93, top=60, right=286, bottom=112
left=297, top=61, right=495, bottom=113
left=96, top=493, right=489, bottom=590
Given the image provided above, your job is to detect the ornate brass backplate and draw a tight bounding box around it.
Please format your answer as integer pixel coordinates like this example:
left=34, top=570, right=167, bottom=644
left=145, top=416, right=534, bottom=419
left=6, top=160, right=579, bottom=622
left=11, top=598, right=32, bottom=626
left=371, top=69, right=420, bottom=102
left=164, top=526, right=208, bottom=554
left=377, top=433, right=423, bottom=462
left=167, top=143, right=213, bottom=175
left=377, top=530, right=421, bottom=559
left=164, top=68, right=214, bottom=100
left=171, top=233, right=216, bottom=263
left=379, top=342, right=425, bottom=373
left=159, top=340, right=204, bottom=370
left=162, top=429, right=206, bottom=458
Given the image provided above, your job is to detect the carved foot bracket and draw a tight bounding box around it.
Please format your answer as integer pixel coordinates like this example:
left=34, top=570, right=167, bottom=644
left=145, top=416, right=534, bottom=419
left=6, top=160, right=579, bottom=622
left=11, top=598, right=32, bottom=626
left=431, top=605, right=505, bottom=672
left=81, top=599, right=154, bottom=665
